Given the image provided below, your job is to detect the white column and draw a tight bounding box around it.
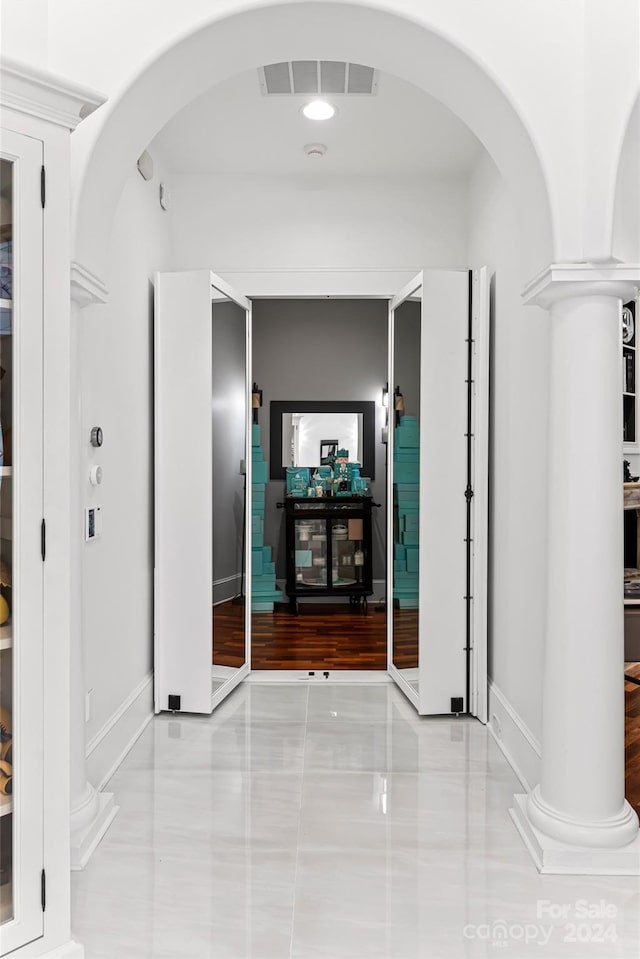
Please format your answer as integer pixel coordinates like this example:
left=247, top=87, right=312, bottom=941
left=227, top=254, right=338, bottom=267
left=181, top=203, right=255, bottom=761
left=512, top=263, right=640, bottom=873
left=69, top=264, right=118, bottom=869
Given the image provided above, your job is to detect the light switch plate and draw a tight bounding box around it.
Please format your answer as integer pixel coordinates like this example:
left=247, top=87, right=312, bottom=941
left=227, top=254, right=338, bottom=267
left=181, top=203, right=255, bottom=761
left=84, top=505, right=102, bottom=542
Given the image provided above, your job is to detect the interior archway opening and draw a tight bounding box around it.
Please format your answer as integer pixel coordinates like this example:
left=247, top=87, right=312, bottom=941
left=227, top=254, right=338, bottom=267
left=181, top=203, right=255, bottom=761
left=140, top=56, right=531, bottom=710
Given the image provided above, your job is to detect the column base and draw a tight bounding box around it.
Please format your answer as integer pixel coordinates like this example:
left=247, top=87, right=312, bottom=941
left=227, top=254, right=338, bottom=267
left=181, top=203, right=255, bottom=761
left=70, top=790, right=119, bottom=870
left=528, top=785, right=639, bottom=847
left=511, top=794, right=640, bottom=875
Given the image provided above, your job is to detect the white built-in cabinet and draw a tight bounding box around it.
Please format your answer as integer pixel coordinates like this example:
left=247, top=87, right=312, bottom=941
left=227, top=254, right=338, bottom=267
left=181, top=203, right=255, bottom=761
left=0, top=59, right=104, bottom=957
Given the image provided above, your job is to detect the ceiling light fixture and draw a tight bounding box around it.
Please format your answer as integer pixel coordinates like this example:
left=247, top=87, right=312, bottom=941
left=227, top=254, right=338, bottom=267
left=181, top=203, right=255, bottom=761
left=302, top=100, right=336, bottom=120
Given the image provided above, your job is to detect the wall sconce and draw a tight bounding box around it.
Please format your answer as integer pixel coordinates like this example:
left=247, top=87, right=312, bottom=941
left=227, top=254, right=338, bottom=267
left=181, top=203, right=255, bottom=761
left=394, top=386, right=404, bottom=426
left=252, top=382, right=263, bottom=425
left=381, top=382, right=389, bottom=443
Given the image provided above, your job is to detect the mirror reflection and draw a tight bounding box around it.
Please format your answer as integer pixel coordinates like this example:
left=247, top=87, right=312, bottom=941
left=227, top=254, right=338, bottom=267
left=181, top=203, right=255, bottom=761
left=269, top=401, right=376, bottom=481
left=211, top=291, right=247, bottom=693
left=392, top=295, right=421, bottom=689
left=283, top=411, right=363, bottom=468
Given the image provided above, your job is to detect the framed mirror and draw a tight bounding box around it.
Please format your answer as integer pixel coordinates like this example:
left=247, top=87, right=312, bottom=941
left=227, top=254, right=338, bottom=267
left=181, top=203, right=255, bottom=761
left=269, top=401, right=376, bottom=480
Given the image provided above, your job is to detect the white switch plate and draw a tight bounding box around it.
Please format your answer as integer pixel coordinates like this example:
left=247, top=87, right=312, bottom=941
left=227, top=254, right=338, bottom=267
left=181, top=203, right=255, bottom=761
left=84, top=505, right=102, bottom=542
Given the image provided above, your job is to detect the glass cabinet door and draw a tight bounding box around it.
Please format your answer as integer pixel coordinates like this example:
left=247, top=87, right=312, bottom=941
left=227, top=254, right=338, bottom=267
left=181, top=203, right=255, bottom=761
left=331, top=517, right=364, bottom=587
left=1, top=131, right=45, bottom=953
left=294, top=519, right=326, bottom=587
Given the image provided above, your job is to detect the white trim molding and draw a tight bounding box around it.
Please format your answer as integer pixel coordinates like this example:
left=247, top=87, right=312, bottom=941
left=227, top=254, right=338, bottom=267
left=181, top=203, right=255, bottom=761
left=86, top=673, right=153, bottom=792
left=0, top=56, right=106, bottom=130
left=523, top=262, right=640, bottom=308
left=70, top=261, right=109, bottom=306
left=216, top=268, right=418, bottom=298
left=487, top=681, right=541, bottom=793
left=70, top=790, right=118, bottom=872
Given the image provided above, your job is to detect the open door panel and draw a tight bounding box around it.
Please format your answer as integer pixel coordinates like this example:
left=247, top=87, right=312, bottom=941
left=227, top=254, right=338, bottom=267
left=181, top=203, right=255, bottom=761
left=388, top=268, right=488, bottom=717
left=154, top=270, right=252, bottom=714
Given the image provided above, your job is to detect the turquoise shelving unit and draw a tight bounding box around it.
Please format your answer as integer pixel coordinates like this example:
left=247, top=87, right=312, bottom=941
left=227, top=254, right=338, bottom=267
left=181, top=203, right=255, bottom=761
left=251, top=424, right=283, bottom=612
left=393, top=415, right=419, bottom=608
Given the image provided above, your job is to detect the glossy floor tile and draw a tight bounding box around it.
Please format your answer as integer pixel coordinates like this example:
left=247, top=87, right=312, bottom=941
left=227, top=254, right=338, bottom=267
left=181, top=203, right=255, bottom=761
left=71, top=683, right=640, bottom=958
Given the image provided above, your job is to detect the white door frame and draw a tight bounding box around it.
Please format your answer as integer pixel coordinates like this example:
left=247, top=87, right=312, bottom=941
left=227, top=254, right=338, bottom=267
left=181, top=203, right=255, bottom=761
left=155, top=267, right=488, bottom=715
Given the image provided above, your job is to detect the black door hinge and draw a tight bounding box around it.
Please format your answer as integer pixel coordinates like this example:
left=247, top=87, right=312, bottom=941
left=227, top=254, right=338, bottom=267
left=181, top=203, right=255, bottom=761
left=41, top=869, right=46, bottom=911
left=40, top=166, right=46, bottom=208
left=464, top=486, right=474, bottom=502
left=41, top=519, right=46, bottom=561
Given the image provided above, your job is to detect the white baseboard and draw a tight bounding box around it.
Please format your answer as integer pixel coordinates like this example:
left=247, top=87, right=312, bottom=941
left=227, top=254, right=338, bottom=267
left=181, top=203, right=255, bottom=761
left=86, top=673, right=153, bottom=791
left=19, top=938, right=85, bottom=958
left=70, top=791, right=119, bottom=870
left=46, top=943, right=85, bottom=958
left=213, top=572, right=242, bottom=605
left=487, top=680, right=541, bottom=792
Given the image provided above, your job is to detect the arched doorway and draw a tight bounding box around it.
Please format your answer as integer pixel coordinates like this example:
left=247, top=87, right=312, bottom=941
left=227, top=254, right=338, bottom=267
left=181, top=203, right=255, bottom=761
left=71, top=1, right=553, bottom=278
left=77, top=0, right=640, bottom=883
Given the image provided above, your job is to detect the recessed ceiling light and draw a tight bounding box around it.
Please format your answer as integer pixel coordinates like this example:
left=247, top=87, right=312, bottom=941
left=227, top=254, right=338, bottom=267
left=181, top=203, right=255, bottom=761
left=302, top=100, right=336, bottom=120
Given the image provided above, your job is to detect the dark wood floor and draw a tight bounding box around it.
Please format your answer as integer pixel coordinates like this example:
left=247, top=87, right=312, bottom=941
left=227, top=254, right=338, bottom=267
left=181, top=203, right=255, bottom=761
left=213, top=601, right=420, bottom=670
left=625, top=662, right=640, bottom=818
left=212, top=601, right=640, bottom=817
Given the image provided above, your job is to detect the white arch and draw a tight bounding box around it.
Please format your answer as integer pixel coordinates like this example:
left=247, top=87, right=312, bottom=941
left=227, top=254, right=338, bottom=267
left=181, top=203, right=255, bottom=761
left=71, top=0, right=553, bottom=279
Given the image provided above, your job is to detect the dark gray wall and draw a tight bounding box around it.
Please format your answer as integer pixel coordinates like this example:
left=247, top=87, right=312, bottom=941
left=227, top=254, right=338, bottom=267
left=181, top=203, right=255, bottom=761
left=212, top=300, right=246, bottom=600
left=394, top=300, right=421, bottom=423
left=252, top=299, right=388, bottom=582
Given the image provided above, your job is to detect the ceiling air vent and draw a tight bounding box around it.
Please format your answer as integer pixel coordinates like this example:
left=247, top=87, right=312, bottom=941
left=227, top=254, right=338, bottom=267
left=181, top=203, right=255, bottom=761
left=259, top=61, right=377, bottom=96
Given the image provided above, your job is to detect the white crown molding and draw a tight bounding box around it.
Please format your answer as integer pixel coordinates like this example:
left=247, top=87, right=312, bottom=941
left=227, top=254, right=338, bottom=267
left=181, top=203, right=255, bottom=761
left=0, top=56, right=106, bottom=130
left=70, top=262, right=109, bottom=306
left=523, top=262, right=640, bottom=308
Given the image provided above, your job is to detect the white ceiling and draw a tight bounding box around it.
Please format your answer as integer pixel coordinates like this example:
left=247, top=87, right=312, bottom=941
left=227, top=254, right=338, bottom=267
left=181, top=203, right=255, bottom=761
left=152, top=67, right=482, bottom=177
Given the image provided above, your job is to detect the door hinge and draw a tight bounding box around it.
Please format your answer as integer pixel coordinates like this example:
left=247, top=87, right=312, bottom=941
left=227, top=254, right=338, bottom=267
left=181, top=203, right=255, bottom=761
left=464, top=486, right=474, bottom=502
left=40, top=166, right=46, bottom=208
left=41, top=519, right=46, bottom=561
left=41, top=869, right=46, bottom=911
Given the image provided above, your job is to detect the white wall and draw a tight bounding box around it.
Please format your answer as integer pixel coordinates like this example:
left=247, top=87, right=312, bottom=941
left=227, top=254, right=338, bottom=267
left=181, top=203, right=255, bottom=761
left=165, top=173, right=469, bottom=271
left=80, top=163, right=170, bottom=786
left=467, top=150, right=550, bottom=779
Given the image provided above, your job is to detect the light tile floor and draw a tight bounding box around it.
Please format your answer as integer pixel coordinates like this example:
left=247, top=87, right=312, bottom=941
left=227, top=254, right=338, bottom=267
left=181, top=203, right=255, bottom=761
left=71, top=683, right=640, bottom=958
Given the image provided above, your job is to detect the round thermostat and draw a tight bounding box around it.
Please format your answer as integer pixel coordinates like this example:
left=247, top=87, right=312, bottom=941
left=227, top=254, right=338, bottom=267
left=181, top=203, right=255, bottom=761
left=90, top=426, right=103, bottom=448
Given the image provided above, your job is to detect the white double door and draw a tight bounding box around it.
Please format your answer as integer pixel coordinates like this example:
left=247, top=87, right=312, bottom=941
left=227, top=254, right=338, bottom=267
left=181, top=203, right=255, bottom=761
left=154, top=269, right=488, bottom=718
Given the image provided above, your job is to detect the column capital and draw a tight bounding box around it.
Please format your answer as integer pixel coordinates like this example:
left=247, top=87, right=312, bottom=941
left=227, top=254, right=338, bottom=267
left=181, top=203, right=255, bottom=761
left=70, top=260, right=109, bottom=307
left=523, top=262, right=640, bottom=309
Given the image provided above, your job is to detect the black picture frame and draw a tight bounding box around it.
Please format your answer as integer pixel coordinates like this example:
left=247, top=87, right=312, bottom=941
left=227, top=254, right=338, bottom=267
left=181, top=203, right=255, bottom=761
left=270, top=401, right=376, bottom=481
